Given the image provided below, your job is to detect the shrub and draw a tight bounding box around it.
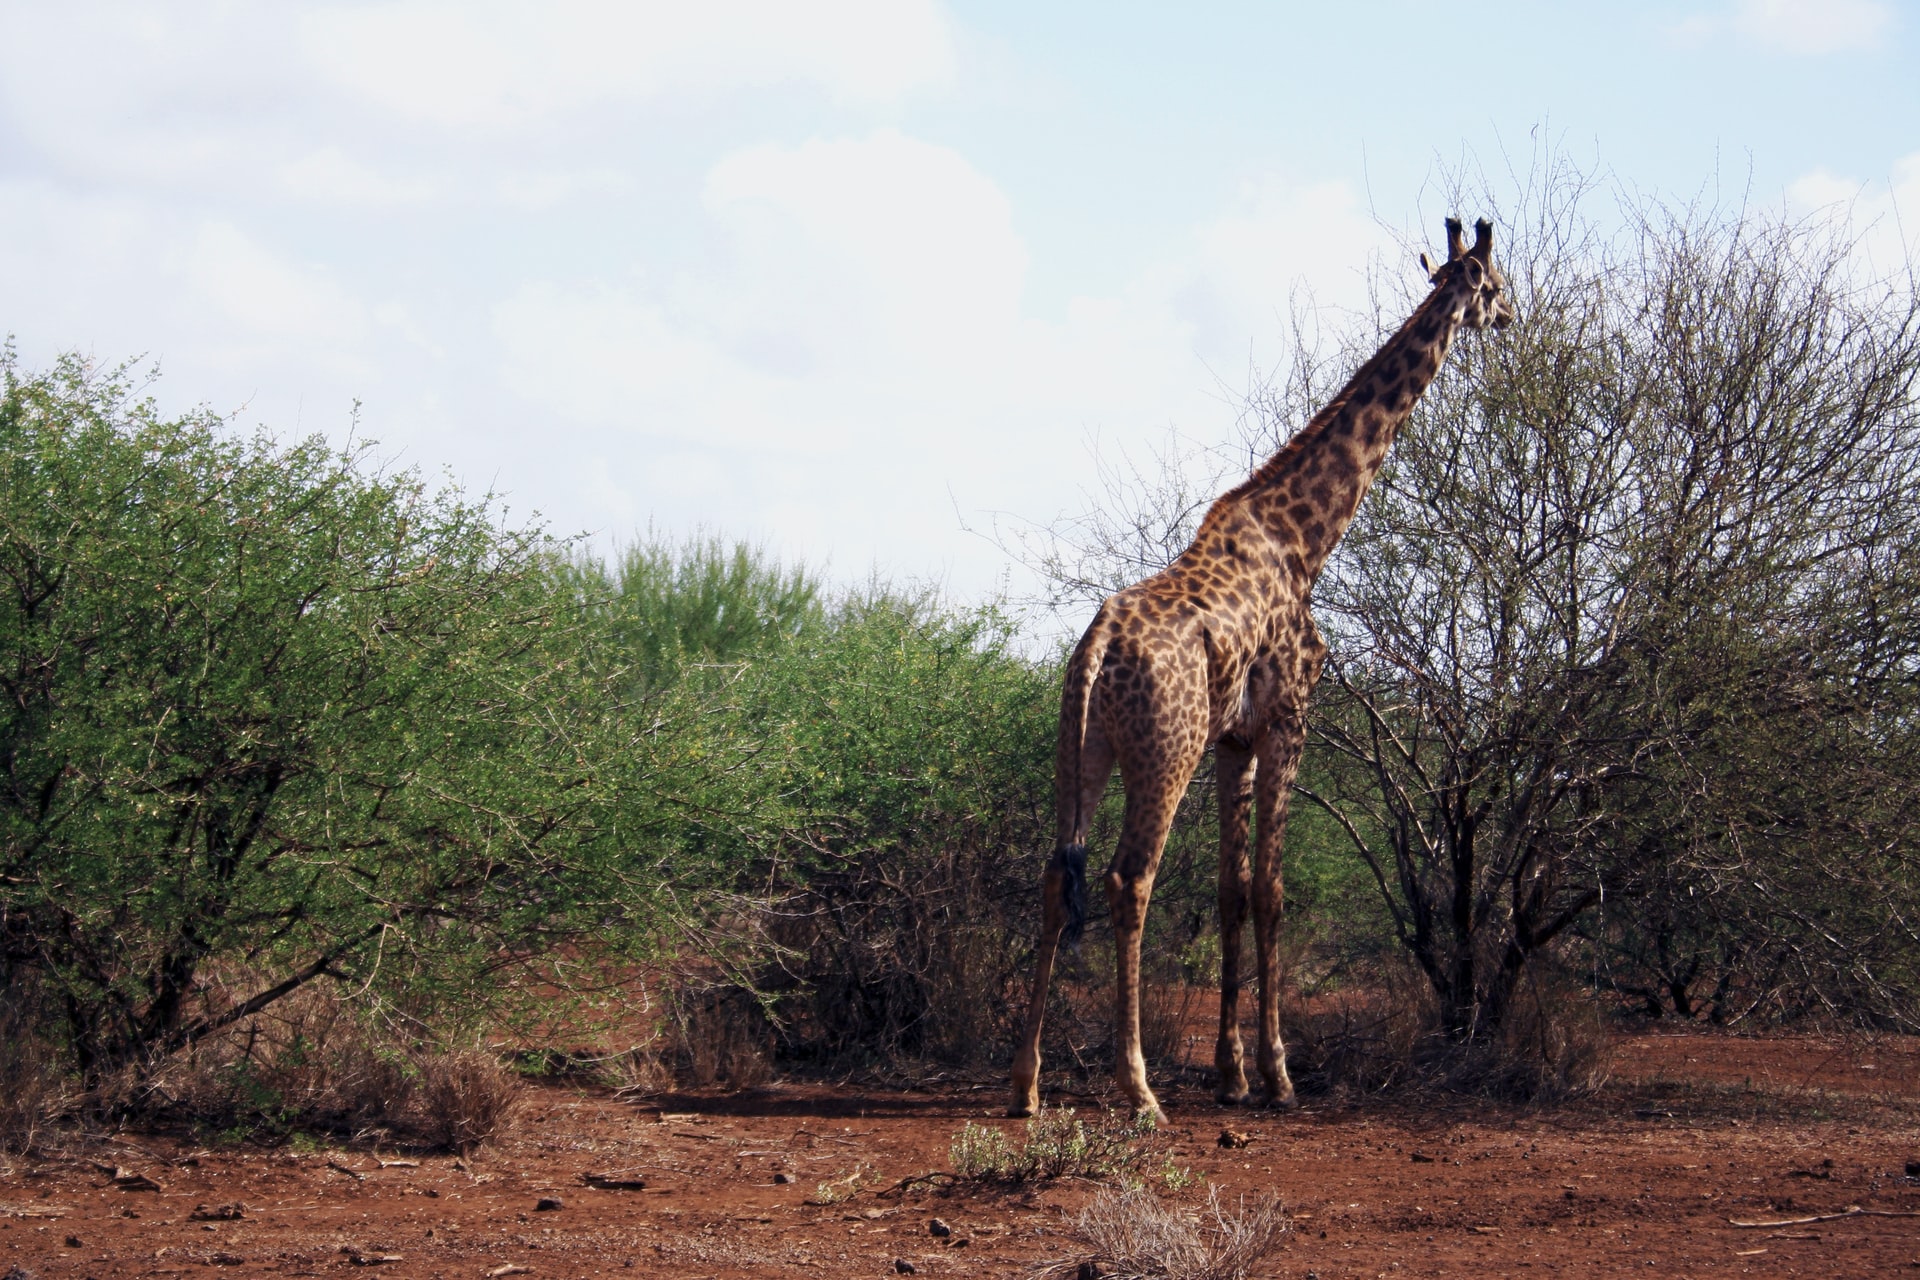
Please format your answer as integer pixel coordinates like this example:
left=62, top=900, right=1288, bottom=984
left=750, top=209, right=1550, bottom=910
left=727, top=592, right=1060, bottom=1066
left=1283, top=961, right=1610, bottom=1102
left=415, top=1050, right=522, bottom=1155
left=950, top=1109, right=1190, bottom=1187
left=126, top=983, right=416, bottom=1141
left=0, top=978, right=64, bottom=1156
left=0, top=353, right=721, bottom=1088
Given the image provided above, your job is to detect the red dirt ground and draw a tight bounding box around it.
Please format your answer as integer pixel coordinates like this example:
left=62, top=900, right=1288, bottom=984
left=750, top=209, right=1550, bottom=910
left=4, top=1029, right=1918, bottom=1279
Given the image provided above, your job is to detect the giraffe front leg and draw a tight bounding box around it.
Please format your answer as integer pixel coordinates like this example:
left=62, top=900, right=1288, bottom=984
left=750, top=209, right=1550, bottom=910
left=1214, top=743, right=1255, bottom=1105
left=1251, top=720, right=1305, bottom=1110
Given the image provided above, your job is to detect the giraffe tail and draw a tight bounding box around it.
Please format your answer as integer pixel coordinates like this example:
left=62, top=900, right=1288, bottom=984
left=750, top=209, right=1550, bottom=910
left=1052, top=619, right=1110, bottom=947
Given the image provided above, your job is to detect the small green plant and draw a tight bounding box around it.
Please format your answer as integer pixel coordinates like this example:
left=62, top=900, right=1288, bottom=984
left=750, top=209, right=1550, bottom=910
left=950, top=1119, right=1017, bottom=1178
left=949, top=1108, right=1192, bottom=1187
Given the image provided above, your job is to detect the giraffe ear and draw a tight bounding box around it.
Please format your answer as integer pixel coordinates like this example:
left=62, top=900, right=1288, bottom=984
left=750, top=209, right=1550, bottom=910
left=1445, top=216, right=1468, bottom=261
left=1419, top=251, right=1441, bottom=281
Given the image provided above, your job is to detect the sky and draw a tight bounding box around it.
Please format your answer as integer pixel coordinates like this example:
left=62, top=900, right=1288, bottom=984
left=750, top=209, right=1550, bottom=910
left=1, top=0, right=1916, bottom=603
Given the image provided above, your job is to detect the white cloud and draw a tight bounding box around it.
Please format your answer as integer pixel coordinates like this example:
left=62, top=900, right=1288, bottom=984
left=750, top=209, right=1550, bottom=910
left=1671, top=0, right=1895, bottom=53
left=300, top=0, right=956, bottom=127
left=0, top=2, right=1399, bottom=594
left=488, top=130, right=1390, bottom=587
left=0, top=3, right=311, bottom=187
left=186, top=223, right=368, bottom=347
left=702, top=130, right=1027, bottom=374
left=1786, top=150, right=1920, bottom=278
left=279, top=146, right=440, bottom=207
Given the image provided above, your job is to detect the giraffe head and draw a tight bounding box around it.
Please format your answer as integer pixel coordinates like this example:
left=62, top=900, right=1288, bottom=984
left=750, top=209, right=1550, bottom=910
left=1419, top=217, right=1514, bottom=331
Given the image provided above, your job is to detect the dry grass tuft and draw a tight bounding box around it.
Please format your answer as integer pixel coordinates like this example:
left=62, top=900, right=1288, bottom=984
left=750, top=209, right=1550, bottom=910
left=414, top=1050, right=522, bottom=1155
left=1032, top=1184, right=1289, bottom=1280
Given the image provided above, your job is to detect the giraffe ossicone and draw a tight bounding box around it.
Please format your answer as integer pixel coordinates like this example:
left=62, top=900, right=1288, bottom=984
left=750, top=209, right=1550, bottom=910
left=1009, top=216, right=1514, bottom=1124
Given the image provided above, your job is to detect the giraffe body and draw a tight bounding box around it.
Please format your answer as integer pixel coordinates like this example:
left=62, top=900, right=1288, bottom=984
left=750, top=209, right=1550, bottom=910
left=1011, top=218, right=1514, bottom=1122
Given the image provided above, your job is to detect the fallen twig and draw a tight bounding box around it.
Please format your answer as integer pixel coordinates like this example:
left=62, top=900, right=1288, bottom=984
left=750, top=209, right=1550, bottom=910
left=877, top=1171, right=957, bottom=1197
left=187, top=1203, right=246, bottom=1222
left=1730, top=1206, right=1920, bottom=1228
left=793, top=1129, right=867, bottom=1147
left=325, top=1158, right=367, bottom=1182
left=340, top=1247, right=403, bottom=1265
left=91, top=1163, right=164, bottom=1192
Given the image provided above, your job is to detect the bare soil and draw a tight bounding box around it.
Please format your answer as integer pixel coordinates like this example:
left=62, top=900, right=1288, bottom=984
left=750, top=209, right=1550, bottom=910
left=4, top=1029, right=1919, bottom=1279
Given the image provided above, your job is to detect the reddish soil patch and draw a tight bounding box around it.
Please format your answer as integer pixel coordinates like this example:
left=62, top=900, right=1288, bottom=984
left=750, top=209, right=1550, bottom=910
left=4, top=1029, right=1918, bottom=1279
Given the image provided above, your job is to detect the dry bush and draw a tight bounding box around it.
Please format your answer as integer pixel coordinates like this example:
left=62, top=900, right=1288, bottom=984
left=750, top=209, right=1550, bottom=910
left=1283, top=964, right=1610, bottom=1102
left=136, top=982, right=417, bottom=1139
left=1457, top=971, right=1612, bottom=1100
left=1140, top=978, right=1199, bottom=1068
left=0, top=982, right=65, bottom=1156
left=666, top=986, right=774, bottom=1089
left=1033, top=1184, right=1289, bottom=1280
left=600, top=1040, right=677, bottom=1095
left=414, top=1050, right=522, bottom=1155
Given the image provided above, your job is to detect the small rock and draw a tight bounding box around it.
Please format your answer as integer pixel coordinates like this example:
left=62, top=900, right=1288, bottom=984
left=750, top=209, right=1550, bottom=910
left=893, top=1261, right=916, bottom=1275
left=1076, top=1263, right=1102, bottom=1280
left=1218, top=1127, right=1252, bottom=1149
left=928, top=1218, right=951, bottom=1238
left=862, top=1207, right=885, bottom=1220
left=772, top=1172, right=795, bottom=1184
left=535, top=1197, right=564, bottom=1212
left=64, top=1237, right=82, bottom=1249
left=2, top=1266, right=39, bottom=1280
left=209, top=1253, right=246, bottom=1267
left=1906, top=1159, right=1920, bottom=1178
left=1409, top=1151, right=1434, bottom=1163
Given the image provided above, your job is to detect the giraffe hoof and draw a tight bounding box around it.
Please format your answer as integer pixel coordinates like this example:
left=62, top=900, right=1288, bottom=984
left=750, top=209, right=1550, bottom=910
left=1131, top=1105, right=1168, bottom=1129
left=1007, top=1101, right=1036, bottom=1118
left=1214, top=1088, right=1251, bottom=1107
left=1260, top=1091, right=1300, bottom=1112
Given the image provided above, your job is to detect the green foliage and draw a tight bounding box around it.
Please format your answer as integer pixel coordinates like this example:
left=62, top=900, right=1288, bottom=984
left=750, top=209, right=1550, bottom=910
left=582, top=531, right=820, bottom=694
left=0, top=353, right=717, bottom=1083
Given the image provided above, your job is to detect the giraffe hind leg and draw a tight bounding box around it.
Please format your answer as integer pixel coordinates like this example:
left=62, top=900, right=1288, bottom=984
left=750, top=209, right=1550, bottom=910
left=1009, top=846, right=1079, bottom=1116
left=1010, top=721, right=1114, bottom=1117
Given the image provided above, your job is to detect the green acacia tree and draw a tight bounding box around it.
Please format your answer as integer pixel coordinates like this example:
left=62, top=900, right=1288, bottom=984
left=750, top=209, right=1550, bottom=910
left=0, top=354, right=718, bottom=1083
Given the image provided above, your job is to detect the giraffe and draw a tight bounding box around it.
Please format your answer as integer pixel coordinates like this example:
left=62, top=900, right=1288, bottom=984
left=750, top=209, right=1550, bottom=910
left=1010, top=217, right=1514, bottom=1123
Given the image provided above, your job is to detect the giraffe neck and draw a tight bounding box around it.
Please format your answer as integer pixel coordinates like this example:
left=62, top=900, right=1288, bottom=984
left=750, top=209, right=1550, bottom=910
left=1232, top=284, right=1468, bottom=581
